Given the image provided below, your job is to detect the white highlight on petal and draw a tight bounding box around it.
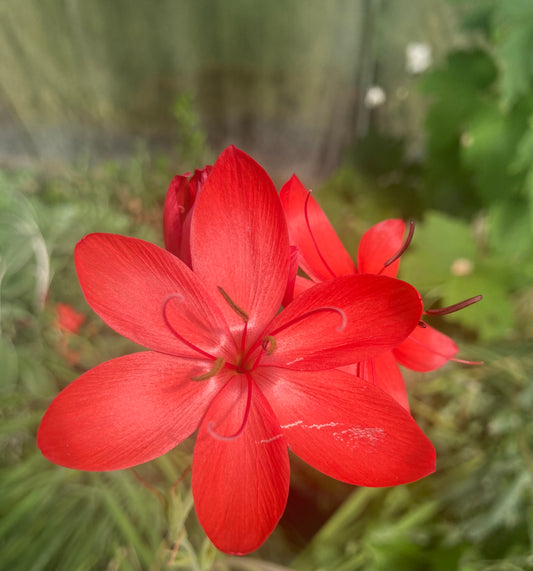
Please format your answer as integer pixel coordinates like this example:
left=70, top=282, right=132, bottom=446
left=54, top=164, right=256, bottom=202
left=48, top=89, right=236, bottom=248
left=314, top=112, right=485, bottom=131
left=256, top=434, right=284, bottom=445
left=280, top=420, right=386, bottom=447
left=333, top=427, right=386, bottom=444
left=307, top=422, right=340, bottom=430
left=281, top=420, right=340, bottom=431
left=281, top=420, right=303, bottom=429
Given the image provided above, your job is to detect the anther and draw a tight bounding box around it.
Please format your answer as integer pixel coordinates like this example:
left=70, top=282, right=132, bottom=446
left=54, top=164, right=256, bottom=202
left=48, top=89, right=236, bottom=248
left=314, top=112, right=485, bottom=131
left=382, top=219, right=415, bottom=269
left=217, top=286, right=249, bottom=323
left=162, top=294, right=216, bottom=360
left=261, top=336, right=277, bottom=355
left=207, top=374, right=253, bottom=441
left=418, top=321, right=427, bottom=328
left=304, top=191, right=337, bottom=279
left=424, top=295, right=482, bottom=316
left=190, top=357, right=226, bottom=381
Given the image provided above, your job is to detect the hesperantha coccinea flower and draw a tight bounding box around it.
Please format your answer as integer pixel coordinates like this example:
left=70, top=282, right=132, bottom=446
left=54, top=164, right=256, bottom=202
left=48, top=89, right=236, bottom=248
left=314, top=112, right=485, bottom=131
left=280, top=174, right=482, bottom=411
left=38, top=146, right=436, bottom=555
left=163, top=164, right=212, bottom=267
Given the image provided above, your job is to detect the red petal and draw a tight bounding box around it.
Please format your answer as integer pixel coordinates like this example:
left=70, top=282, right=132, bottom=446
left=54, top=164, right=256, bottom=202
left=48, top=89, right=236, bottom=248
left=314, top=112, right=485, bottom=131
left=282, top=245, right=300, bottom=307
left=257, top=367, right=435, bottom=486
left=357, top=219, right=405, bottom=277
left=344, top=353, right=409, bottom=411
left=190, top=146, right=289, bottom=344
left=393, top=323, right=459, bottom=371
left=293, top=275, right=315, bottom=298
left=262, top=274, right=422, bottom=370
left=280, top=175, right=356, bottom=280
left=193, top=375, right=290, bottom=554
left=163, top=175, right=194, bottom=264
left=38, top=352, right=221, bottom=471
left=75, top=233, right=234, bottom=359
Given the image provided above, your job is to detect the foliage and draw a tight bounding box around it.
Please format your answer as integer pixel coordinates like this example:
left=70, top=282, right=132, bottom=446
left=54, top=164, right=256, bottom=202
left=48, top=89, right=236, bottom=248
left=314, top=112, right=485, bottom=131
left=1, top=136, right=532, bottom=569
left=419, top=0, right=533, bottom=265
left=0, top=157, right=210, bottom=571
left=292, top=343, right=533, bottom=571
left=1, top=1, right=533, bottom=569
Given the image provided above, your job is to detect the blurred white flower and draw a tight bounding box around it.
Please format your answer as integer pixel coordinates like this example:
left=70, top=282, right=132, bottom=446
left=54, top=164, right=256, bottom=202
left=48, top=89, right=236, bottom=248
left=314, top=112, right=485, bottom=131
left=406, top=42, right=432, bottom=74
left=451, top=258, right=474, bottom=276
left=364, top=85, right=387, bottom=109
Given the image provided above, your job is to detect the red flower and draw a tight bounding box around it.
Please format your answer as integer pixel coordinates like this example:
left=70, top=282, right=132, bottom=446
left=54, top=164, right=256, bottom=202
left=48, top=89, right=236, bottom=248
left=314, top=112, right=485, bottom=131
left=38, top=147, right=435, bottom=554
left=163, top=165, right=212, bottom=267
left=280, top=175, right=479, bottom=411
left=53, top=303, right=86, bottom=365
left=54, top=302, right=86, bottom=334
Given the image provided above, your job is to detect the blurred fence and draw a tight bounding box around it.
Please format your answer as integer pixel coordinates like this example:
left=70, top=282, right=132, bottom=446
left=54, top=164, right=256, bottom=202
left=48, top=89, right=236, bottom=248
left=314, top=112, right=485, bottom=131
left=0, top=0, right=462, bottom=179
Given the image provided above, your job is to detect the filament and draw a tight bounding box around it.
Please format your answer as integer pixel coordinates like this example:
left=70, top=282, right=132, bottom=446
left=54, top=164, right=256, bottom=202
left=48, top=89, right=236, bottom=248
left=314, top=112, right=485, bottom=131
left=269, top=305, right=347, bottom=337
left=424, top=295, right=482, bottom=316
left=304, top=191, right=337, bottom=279
left=161, top=294, right=216, bottom=360
left=207, top=374, right=253, bottom=441
left=217, top=286, right=249, bottom=322
left=379, top=219, right=415, bottom=273
left=190, top=357, right=226, bottom=381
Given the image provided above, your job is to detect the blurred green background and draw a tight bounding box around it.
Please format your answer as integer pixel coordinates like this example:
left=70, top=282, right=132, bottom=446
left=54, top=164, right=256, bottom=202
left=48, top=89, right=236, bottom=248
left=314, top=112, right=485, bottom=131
left=1, top=1, right=533, bottom=570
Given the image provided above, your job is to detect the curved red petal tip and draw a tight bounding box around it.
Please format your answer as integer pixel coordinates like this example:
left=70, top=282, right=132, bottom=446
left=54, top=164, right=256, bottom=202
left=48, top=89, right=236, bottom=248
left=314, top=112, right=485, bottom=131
left=74, top=233, right=233, bottom=360
left=264, top=274, right=423, bottom=370
left=259, top=367, right=435, bottom=487
left=357, top=218, right=406, bottom=277
left=280, top=175, right=356, bottom=280
left=190, top=146, right=290, bottom=340
left=38, top=352, right=219, bottom=471
left=393, top=323, right=459, bottom=372
left=193, top=376, right=290, bottom=554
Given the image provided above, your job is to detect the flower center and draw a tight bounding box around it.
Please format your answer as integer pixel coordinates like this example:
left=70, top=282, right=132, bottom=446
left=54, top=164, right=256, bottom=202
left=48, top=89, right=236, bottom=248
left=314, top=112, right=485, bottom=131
left=161, top=288, right=347, bottom=440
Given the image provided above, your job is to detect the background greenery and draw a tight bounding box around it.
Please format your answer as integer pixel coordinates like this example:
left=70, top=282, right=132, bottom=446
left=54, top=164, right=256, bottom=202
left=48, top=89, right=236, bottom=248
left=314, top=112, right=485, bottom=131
left=1, top=1, right=532, bottom=570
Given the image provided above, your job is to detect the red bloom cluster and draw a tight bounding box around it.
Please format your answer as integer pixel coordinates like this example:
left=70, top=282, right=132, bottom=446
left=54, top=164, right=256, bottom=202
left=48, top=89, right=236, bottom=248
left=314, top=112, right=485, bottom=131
left=38, top=147, right=477, bottom=555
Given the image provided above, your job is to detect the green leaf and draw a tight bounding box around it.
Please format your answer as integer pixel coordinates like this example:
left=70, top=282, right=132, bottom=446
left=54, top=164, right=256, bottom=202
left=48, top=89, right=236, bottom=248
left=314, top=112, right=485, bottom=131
left=399, top=211, right=477, bottom=291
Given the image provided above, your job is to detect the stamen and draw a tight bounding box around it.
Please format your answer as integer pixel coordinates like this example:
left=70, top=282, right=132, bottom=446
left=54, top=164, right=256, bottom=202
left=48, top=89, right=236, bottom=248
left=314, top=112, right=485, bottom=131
left=418, top=321, right=427, bottom=328
left=217, top=286, right=249, bottom=323
left=248, top=336, right=277, bottom=371
left=304, top=191, right=337, bottom=279
left=261, top=336, right=277, bottom=355
left=243, top=306, right=347, bottom=367
left=381, top=219, right=415, bottom=270
left=269, top=306, right=347, bottom=336
left=190, top=357, right=226, bottom=381
left=424, top=295, right=482, bottom=316
left=161, top=294, right=216, bottom=360
left=207, top=374, right=253, bottom=441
